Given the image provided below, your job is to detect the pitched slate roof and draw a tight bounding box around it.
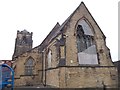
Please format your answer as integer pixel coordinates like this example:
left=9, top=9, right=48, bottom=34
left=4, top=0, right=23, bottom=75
left=38, top=22, right=61, bottom=50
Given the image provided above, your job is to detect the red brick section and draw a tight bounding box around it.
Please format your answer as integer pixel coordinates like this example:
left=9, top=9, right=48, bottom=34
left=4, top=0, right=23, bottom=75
left=1, top=60, right=12, bottom=67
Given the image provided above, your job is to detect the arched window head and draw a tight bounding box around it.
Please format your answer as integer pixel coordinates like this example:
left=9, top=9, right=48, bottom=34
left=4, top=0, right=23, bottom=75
left=77, top=19, right=94, bottom=36
left=25, top=57, right=34, bottom=75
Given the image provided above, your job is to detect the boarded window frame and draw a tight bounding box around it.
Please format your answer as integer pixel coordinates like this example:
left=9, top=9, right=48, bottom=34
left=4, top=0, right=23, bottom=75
left=60, top=46, right=65, bottom=59
left=47, top=49, right=52, bottom=68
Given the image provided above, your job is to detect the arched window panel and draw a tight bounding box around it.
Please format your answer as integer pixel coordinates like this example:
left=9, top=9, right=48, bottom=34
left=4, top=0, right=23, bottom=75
left=25, top=59, right=34, bottom=66
left=76, top=25, right=87, bottom=52
left=47, top=50, right=52, bottom=68
left=76, top=19, right=98, bottom=65
left=78, top=19, right=94, bottom=36
left=25, top=58, right=34, bottom=75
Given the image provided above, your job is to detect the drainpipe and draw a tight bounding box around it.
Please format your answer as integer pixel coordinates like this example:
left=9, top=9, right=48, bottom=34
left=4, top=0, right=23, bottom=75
left=44, top=53, right=46, bottom=87
left=41, top=50, right=44, bottom=86
left=41, top=50, right=47, bottom=86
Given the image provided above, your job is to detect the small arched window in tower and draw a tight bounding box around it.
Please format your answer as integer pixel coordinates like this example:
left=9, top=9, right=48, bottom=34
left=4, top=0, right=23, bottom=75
left=22, top=36, right=27, bottom=44
left=76, top=19, right=98, bottom=65
left=25, top=58, right=34, bottom=75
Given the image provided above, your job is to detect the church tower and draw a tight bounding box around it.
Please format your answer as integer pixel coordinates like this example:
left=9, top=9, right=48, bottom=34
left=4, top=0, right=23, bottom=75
left=12, top=30, right=33, bottom=59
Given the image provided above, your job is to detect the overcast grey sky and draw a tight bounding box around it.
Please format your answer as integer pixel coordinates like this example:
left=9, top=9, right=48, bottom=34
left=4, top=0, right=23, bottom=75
left=0, top=0, right=118, bottom=61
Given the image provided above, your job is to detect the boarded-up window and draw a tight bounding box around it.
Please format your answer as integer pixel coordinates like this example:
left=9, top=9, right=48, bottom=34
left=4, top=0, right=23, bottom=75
left=76, top=19, right=98, bottom=65
left=60, top=46, right=65, bottom=59
left=47, top=50, right=52, bottom=68
left=25, top=58, right=34, bottom=75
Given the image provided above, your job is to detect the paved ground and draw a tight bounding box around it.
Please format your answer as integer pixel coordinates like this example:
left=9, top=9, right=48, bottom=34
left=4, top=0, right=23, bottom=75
left=3, top=84, right=57, bottom=90
left=14, top=84, right=55, bottom=88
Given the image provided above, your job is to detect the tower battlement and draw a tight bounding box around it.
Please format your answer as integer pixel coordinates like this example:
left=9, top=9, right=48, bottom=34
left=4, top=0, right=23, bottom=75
left=12, top=30, right=33, bottom=59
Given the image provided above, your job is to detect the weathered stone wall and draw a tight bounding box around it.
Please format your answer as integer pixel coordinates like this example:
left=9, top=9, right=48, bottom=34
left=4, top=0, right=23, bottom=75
left=114, top=61, right=120, bottom=88
left=13, top=47, right=42, bottom=86
left=65, top=67, right=117, bottom=88
left=14, top=75, right=40, bottom=86
left=42, top=38, right=60, bottom=87
left=42, top=67, right=118, bottom=88
left=46, top=69, right=59, bottom=87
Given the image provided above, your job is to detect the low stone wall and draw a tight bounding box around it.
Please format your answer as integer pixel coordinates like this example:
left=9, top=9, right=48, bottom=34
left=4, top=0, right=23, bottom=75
left=45, top=66, right=118, bottom=88
left=14, top=75, right=41, bottom=86
left=46, top=68, right=59, bottom=87
left=65, top=66, right=118, bottom=88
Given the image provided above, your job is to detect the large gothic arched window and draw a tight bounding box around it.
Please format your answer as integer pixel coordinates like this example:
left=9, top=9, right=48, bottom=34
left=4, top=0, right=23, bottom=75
left=25, top=58, right=34, bottom=75
left=76, top=19, right=98, bottom=65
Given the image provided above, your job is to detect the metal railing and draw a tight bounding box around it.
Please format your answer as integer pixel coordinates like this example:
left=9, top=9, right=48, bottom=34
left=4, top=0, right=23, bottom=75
left=0, top=64, right=14, bottom=90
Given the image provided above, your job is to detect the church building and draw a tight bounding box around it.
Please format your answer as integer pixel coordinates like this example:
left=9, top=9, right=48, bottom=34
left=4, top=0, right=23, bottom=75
left=12, top=2, right=118, bottom=88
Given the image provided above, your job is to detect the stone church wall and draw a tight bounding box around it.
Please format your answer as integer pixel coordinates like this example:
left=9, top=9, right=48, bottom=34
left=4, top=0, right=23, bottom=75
left=12, top=2, right=118, bottom=88
left=65, top=67, right=117, bottom=88
left=46, top=69, right=59, bottom=87
left=13, top=48, right=42, bottom=86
